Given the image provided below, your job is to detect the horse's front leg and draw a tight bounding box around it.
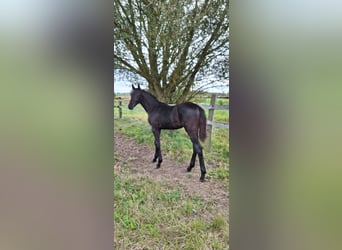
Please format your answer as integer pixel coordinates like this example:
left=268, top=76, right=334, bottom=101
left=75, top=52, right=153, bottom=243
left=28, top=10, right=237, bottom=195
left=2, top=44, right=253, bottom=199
left=152, top=129, right=159, bottom=163
left=152, top=128, right=163, bottom=168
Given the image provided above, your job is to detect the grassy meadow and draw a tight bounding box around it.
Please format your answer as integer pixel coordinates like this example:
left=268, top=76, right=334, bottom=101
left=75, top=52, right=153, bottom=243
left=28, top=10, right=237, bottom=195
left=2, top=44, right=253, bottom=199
left=114, top=94, right=229, bottom=249
left=114, top=173, right=228, bottom=249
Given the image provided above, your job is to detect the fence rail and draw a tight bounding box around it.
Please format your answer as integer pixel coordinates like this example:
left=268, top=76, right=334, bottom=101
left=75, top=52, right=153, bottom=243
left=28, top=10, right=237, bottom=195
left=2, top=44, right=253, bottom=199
left=207, top=120, right=229, bottom=129
left=114, top=94, right=228, bottom=150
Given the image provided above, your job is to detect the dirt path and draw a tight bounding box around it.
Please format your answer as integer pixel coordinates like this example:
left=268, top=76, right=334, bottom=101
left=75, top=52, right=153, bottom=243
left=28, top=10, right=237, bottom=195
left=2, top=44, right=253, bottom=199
left=114, top=131, right=229, bottom=214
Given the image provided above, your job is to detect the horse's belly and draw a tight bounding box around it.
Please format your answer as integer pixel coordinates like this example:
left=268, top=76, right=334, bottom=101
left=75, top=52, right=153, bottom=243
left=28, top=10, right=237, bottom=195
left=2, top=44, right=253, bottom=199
left=160, top=120, right=183, bottom=129
left=150, top=106, right=183, bottom=129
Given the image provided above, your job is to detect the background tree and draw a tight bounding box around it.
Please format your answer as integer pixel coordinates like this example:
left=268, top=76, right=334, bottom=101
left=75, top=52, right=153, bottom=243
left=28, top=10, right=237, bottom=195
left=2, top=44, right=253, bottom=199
left=114, top=0, right=229, bottom=103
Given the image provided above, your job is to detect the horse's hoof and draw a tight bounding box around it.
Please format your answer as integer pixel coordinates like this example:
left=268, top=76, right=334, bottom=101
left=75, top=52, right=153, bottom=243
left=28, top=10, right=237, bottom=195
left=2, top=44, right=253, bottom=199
left=152, top=159, right=157, bottom=163
left=156, top=165, right=161, bottom=169
left=199, top=177, right=205, bottom=182
left=186, top=167, right=192, bottom=172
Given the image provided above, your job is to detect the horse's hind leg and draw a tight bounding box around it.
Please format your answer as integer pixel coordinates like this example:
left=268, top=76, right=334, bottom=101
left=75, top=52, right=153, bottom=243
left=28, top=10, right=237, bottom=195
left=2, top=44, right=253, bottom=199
left=187, top=145, right=197, bottom=172
left=152, top=148, right=158, bottom=163
left=194, top=141, right=206, bottom=182
left=186, top=128, right=206, bottom=182
left=152, top=128, right=163, bottom=168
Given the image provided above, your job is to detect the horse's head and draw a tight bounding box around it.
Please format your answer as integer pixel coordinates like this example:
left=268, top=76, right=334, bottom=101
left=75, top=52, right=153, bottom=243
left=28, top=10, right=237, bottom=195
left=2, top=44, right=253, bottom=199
left=128, top=84, right=142, bottom=110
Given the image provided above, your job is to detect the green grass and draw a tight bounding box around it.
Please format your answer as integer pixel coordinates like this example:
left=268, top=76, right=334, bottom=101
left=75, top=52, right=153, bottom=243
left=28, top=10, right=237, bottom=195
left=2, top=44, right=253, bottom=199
left=114, top=173, right=229, bottom=249
left=208, top=109, right=229, bottom=124
left=114, top=96, right=229, bottom=248
left=114, top=116, right=229, bottom=178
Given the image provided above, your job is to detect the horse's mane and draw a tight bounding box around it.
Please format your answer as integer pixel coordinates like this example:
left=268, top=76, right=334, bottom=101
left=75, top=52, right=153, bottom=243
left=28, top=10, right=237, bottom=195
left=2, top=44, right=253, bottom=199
left=140, top=89, right=159, bottom=102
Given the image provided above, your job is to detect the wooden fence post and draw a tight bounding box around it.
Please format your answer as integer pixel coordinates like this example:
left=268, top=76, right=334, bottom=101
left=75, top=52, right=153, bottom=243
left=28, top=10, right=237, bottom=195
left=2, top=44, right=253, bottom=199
left=206, top=94, right=216, bottom=151
left=118, top=98, right=122, bottom=119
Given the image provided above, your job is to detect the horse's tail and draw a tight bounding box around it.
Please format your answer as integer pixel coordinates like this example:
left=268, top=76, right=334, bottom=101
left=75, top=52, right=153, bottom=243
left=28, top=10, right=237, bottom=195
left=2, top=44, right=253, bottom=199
left=199, top=107, right=207, bottom=142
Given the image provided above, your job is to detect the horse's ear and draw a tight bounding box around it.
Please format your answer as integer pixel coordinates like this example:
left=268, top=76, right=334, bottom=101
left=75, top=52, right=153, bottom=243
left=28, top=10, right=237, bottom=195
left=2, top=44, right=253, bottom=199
left=137, top=84, right=141, bottom=90
left=132, top=84, right=136, bottom=90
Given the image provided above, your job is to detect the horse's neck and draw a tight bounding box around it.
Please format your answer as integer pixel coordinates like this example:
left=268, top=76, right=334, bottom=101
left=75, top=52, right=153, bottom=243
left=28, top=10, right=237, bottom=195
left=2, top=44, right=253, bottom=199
left=140, top=94, right=162, bottom=113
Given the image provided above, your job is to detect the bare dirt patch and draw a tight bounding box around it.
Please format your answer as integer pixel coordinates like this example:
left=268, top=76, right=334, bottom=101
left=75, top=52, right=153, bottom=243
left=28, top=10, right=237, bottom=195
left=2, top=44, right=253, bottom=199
left=114, top=131, right=229, bottom=215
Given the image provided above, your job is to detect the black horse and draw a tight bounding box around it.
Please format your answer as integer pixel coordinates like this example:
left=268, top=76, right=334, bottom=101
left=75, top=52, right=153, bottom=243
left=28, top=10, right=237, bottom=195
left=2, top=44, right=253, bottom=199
left=128, top=84, right=207, bottom=182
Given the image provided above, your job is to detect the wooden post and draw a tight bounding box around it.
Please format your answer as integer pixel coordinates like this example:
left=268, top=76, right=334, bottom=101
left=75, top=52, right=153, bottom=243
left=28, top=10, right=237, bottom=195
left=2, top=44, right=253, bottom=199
left=206, top=94, right=216, bottom=151
left=118, top=99, right=122, bottom=119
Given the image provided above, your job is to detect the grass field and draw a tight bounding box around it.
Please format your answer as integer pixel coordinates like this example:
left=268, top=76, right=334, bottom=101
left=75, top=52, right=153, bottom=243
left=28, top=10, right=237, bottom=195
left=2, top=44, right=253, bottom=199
left=114, top=173, right=228, bottom=249
left=114, top=95, right=229, bottom=249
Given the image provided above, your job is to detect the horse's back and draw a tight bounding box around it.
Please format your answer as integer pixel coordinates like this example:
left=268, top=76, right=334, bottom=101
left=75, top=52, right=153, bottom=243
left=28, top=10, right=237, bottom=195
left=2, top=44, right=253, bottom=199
left=177, top=102, right=203, bottom=119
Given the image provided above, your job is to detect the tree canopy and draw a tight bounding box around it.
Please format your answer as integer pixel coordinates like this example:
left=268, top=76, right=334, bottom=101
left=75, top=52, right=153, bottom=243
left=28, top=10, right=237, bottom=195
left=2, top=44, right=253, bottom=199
left=114, top=0, right=229, bottom=103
